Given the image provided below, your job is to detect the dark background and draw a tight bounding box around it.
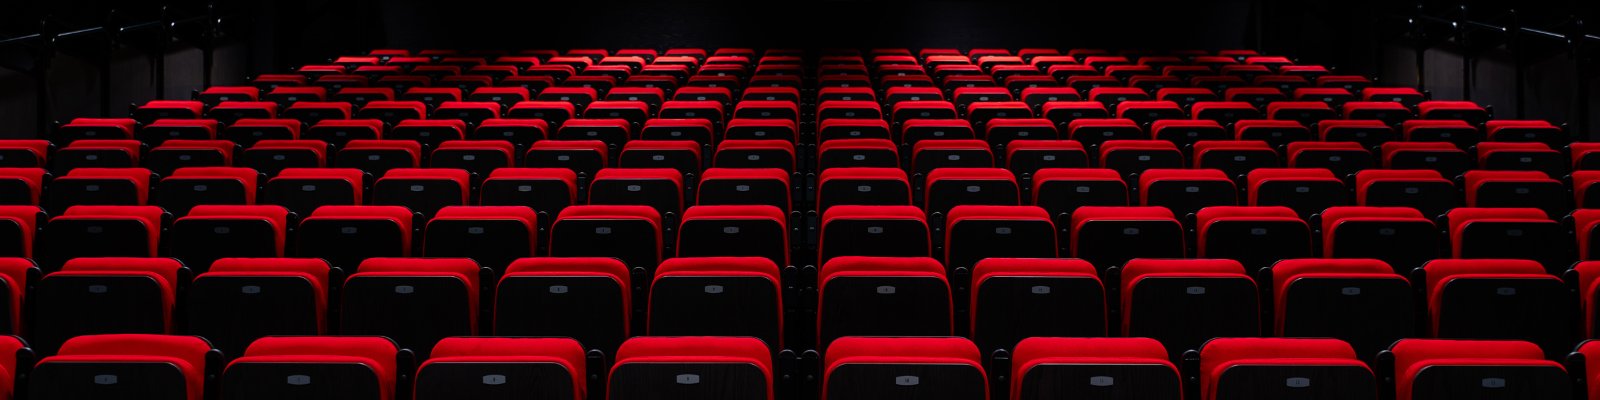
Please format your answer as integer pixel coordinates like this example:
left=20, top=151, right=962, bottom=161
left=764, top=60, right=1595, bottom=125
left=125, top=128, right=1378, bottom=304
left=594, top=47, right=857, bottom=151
left=1, top=0, right=1596, bottom=139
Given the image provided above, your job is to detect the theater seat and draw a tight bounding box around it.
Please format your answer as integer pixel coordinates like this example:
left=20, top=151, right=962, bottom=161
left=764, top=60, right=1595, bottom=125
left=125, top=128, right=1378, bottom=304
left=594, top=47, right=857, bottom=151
left=342, top=257, right=484, bottom=358
left=495, top=258, right=630, bottom=355
left=188, top=258, right=331, bottom=358
left=222, top=336, right=407, bottom=400
left=1009, top=337, right=1181, bottom=400
left=35, top=258, right=189, bottom=356
left=818, top=206, right=930, bottom=264
left=1030, top=169, right=1127, bottom=217
left=1118, top=258, right=1258, bottom=360
left=31, top=334, right=218, bottom=400
left=296, top=205, right=416, bottom=271
left=424, top=206, right=538, bottom=272
left=970, top=258, right=1104, bottom=357
left=146, top=139, right=235, bottom=177
left=1416, top=259, right=1569, bottom=359
left=943, top=206, right=1054, bottom=273
left=1138, top=169, right=1236, bottom=217
left=336, top=140, right=422, bottom=178
left=1267, top=259, right=1412, bottom=361
left=1463, top=170, right=1567, bottom=219
left=474, top=169, right=575, bottom=222
left=54, top=140, right=142, bottom=176
left=817, top=257, right=951, bottom=349
left=414, top=337, right=588, bottom=400
left=924, top=169, right=1019, bottom=216
left=0, top=169, right=46, bottom=208
left=587, top=168, right=684, bottom=217
left=1318, top=206, right=1437, bottom=274
left=156, top=167, right=263, bottom=217
left=1379, top=339, right=1569, bottom=400
left=170, top=205, right=289, bottom=272
left=242, top=140, right=329, bottom=177
left=549, top=206, right=662, bottom=274
left=648, top=257, right=784, bottom=351
left=676, top=206, right=789, bottom=266
left=1476, top=142, right=1564, bottom=178
left=262, top=168, right=366, bottom=216
left=824, top=337, right=986, bottom=400
left=372, top=168, right=471, bottom=218
left=1351, top=170, right=1454, bottom=221
left=1444, top=208, right=1566, bottom=274
left=609, top=337, right=773, bottom=400
left=41, top=205, right=167, bottom=272
left=0, top=207, right=43, bottom=259
left=816, top=168, right=911, bottom=211
left=1190, top=338, right=1373, bottom=400
left=526, top=140, right=608, bottom=177
left=1247, top=168, right=1346, bottom=220
left=1196, top=206, right=1309, bottom=271
left=1071, top=207, right=1184, bottom=271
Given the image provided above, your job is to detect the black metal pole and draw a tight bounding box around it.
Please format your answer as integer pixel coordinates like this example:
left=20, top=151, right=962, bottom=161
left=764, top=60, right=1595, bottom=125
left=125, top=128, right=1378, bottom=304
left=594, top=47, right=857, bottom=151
left=35, top=17, right=55, bottom=140
left=202, top=4, right=216, bottom=89
left=1511, top=9, right=1526, bottom=119
left=1457, top=6, right=1472, bottom=102
left=102, top=10, right=117, bottom=117
left=1413, top=5, right=1428, bottom=92
left=1575, top=19, right=1589, bottom=141
left=156, top=6, right=170, bottom=100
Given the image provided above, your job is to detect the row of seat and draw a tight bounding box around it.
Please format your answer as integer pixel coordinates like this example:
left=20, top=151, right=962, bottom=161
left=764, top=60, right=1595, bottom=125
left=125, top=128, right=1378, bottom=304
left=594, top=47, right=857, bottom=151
left=5, top=182, right=1588, bottom=269
left=12, top=333, right=1593, bottom=400
left=3, top=158, right=1592, bottom=222
left=257, top=49, right=1337, bottom=98
left=113, top=96, right=1521, bottom=141
left=11, top=255, right=1597, bottom=366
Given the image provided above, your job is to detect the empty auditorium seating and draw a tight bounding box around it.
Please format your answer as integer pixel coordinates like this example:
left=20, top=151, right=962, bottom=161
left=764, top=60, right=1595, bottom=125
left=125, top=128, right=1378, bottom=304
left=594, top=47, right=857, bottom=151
left=15, top=44, right=1600, bottom=398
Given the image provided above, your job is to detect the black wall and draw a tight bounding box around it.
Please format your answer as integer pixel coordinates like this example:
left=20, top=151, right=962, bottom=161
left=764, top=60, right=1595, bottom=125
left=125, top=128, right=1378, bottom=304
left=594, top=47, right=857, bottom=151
left=1, top=0, right=1595, bottom=139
